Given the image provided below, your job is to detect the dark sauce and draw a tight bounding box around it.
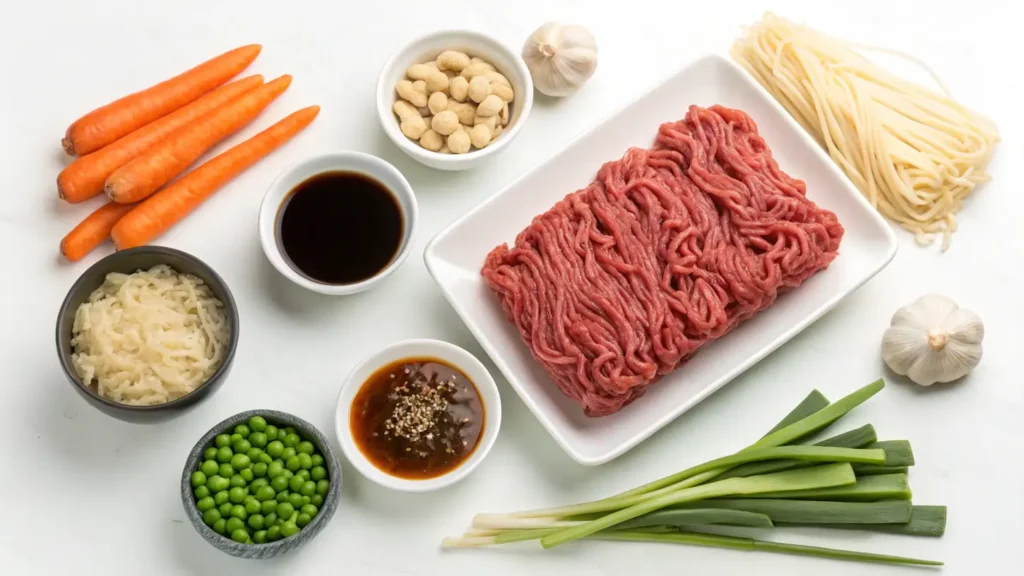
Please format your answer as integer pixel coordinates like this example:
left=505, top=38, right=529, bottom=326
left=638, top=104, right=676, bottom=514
left=277, top=171, right=403, bottom=285
left=350, top=357, right=484, bottom=480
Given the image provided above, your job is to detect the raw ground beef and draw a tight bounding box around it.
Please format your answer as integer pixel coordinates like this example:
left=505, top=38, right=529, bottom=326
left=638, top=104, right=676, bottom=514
left=481, top=104, right=844, bottom=417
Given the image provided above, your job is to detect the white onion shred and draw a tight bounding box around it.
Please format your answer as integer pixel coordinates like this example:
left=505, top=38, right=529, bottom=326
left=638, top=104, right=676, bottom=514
left=70, top=265, right=230, bottom=406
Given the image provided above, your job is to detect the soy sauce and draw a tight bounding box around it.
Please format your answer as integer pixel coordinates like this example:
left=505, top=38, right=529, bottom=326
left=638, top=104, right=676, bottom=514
left=277, top=171, right=403, bottom=285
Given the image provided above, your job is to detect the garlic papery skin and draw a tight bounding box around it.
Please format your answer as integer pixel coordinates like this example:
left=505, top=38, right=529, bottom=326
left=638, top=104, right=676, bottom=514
left=522, top=22, right=597, bottom=97
left=881, top=294, right=984, bottom=387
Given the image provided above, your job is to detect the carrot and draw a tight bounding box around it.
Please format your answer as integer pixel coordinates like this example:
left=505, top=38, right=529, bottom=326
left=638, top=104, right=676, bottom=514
left=105, top=75, right=293, bottom=204
left=62, top=44, right=262, bottom=156
left=112, top=106, right=320, bottom=250
left=60, top=201, right=137, bottom=262
left=58, top=75, right=265, bottom=204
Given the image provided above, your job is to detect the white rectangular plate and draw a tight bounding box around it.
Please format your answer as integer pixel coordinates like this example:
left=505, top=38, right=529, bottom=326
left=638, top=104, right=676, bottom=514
left=424, top=53, right=897, bottom=465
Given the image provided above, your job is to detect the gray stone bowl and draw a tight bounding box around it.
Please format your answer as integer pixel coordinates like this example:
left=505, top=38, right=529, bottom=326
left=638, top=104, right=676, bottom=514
left=181, top=410, right=342, bottom=558
left=56, top=245, right=239, bottom=423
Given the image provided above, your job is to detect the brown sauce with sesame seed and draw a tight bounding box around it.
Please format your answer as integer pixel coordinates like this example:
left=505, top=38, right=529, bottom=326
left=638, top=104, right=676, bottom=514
left=350, top=357, right=484, bottom=479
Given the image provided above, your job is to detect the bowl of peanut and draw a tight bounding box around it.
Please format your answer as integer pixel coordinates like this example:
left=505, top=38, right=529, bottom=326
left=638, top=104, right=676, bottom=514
left=376, top=30, right=534, bottom=171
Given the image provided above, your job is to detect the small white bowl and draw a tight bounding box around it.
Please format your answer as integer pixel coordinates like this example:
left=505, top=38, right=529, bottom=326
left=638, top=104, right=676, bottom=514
left=258, top=152, right=418, bottom=296
left=376, top=30, right=534, bottom=171
left=335, top=339, right=502, bottom=492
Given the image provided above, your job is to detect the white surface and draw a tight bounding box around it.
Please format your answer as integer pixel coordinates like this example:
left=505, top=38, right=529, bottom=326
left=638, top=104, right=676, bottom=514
left=0, top=1, right=1021, bottom=575
left=376, top=30, right=534, bottom=171
left=258, top=151, right=418, bottom=295
left=425, top=53, right=897, bottom=465
left=335, top=339, right=501, bottom=492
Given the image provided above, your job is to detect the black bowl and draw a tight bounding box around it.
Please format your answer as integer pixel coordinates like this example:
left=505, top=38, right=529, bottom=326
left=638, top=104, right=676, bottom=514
left=181, top=410, right=342, bottom=558
left=55, top=246, right=239, bottom=423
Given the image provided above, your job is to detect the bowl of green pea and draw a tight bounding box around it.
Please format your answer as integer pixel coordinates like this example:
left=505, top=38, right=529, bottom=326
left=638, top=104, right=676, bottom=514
left=181, top=410, right=341, bottom=558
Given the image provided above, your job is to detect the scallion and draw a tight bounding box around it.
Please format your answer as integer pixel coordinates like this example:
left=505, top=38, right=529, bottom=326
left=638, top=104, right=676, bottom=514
left=747, top=473, right=911, bottom=502
left=675, top=498, right=913, bottom=524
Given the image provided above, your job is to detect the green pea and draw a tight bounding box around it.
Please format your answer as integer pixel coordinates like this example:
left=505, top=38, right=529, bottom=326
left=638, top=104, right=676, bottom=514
left=266, top=441, right=284, bottom=458
left=301, top=504, right=318, bottom=517
left=252, top=462, right=268, bottom=478
left=275, top=490, right=290, bottom=504
left=229, top=487, right=247, bottom=504
left=276, top=502, right=294, bottom=519
left=250, top=478, right=269, bottom=491
left=297, top=453, right=313, bottom=470
left=249, top=432, right=268, bottom=448
left=229, top=433, right=243, bottom=444
left=214, top=490, right=230, bottom=505
left=194, top=485, right=211, bottom=499
left=213, top=518, right=227, bottom=535
left=216, top=446, right=233, bottom=463
left=247, top=513, right=265, bottom=530
left=288, top=475, right=305, bottom=492
left=270, top=476, right=287, bottom=493
left=215, top=434, right=231, bottom=448
left=293, top=440, right=312, bottom=455
left=288, top=492, right=304, bottom=509
left=207, top=475, right=229, bottom=493
left=267, top=461, right=284, bottom=478
left=264, top=425, right=279, bottom=440
left=253, top=530, right=268, bottom=544
left=298, top=481, right=316, bottom=497
left=300, top=496, right=310, bottom=507
left=284, top=426, right=296, bottom=435
left=282, top=469, right=294, bottom=480
left=258, top=453, right=274, bottom=465
left=230, top=505, right=247, bottom=520
left=240, top=468, right=254, bottom=482
left=218, top=502, right=233, bottom=517
left=285, top=456, right=301, bottom=472
left=282, top=433, right=300, bottom=448
left=316, top=479, right=330, bottom=497
left=230, top=475, right=246, bottom=488
left=243, top=495, right=257, bottom=506
left=248, top=415, right=267, bottom=432
left=196, top=496, right=216, bottom=512
left=261, top=499, right=277, bottom=514
left=218, top=463, right=234, bottom=478
left=245, top=499, right=261, bottom=515
left=296, top=513, right=312, bottom=528
left=256, top=485, right=276, bottom=502
left=233, top=439, right=252, bottom=454
left=310, top=494, right=323, bottom=507
left=234, top=424, right=250, bottom=438
left=296, top=469, right=311, bottom=481
left=200, top=460, right=219, bottom=477
left=204, top=446, right=220, bottom=460
left=264, top=512, right=278, bottom=527
left=190, top=471, right=206, bottom=487
left=281, top=521, right=299, bottom=538
left=266, top=525, right=282, bottom=541
left=230, top=454, right=251, bottom=470
left=230, top=528, right=249, bottom=543
left=226, top=517, right=245, bottom=533
left=310, top=466, right=327, bottom=481
left=310, top=454, right=324, bottom=468
left=247, top=447, right=263, bottom=461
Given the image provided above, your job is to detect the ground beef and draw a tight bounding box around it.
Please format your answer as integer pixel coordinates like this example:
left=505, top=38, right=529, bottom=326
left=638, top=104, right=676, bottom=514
left=481, top=105, right=844, bottom=417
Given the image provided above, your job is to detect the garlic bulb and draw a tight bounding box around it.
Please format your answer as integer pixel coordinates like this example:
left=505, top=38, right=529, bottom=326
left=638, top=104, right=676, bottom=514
left=881, top=294, right=984, bottom=386
left=522, top=22, right=597, bottom=97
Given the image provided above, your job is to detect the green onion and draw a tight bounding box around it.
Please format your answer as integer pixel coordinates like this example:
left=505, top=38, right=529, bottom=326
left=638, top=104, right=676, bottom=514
left=675, top=498, right=913, bottom=524
left=539, top=464, right=856, bottom=548
left=763, top=389, right=830, bottom=437
left=777, top=505, right=946, bottom=537
left=593, top=530, right=942, bottom=566
left=853, top=465, right=909, bottom=476
left=615, top=509, right=774, bottom=530
left=747, top=473, right=911, bottom=502
left=718, top=424, right=878, bottom=481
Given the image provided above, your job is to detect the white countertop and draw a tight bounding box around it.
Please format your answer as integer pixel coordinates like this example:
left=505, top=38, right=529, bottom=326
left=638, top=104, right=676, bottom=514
left=2, top=1, right=1021, bottom=574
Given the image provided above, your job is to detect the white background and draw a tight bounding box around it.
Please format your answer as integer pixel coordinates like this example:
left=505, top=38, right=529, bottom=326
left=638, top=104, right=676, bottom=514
left=1, top=1, right=1021, bottom=574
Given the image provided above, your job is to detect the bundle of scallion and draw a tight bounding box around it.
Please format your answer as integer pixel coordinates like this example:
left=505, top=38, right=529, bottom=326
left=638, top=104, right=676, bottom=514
left=444, top=379, right=946, bottom=568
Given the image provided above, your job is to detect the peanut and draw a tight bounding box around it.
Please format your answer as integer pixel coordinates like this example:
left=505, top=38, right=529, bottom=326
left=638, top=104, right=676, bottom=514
left=447, top=130, right=472, bottom=154
left=476, top=94, right=503, bottom=117
left=428, top=92, right=448, bottom=115
left=447, top=101, right=476, bottom=125
left=470, top=124, right=491, bottom=148
left=449, top=76, right=469, bottom=102
left=425, top=71, right=449, bottom=94
left=397, top=80, right=428, bottom=107
left=484, top=71, right=511, bottom=87
left=460, top=62, right=493, bottom=80
left=491, top=83, right=514, bottom=103
left=468, top=76, right=491, bottom=103
left=393, top=100, right=420, bottom=121
left=437, top=50, right=471, bottom=72
left=469, top=57, right=495, bottom=71
left=431, top=110, right=460, bottom=136
left=419, top=129, right=444, bottom=152
left=406, top=63, right=433, bottom=81
left=400, top=116, right=427, bottom=139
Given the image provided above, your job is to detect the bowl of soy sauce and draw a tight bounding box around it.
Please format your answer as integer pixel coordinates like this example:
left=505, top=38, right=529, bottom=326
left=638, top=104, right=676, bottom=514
left=258, top=152, right=418, bottom=295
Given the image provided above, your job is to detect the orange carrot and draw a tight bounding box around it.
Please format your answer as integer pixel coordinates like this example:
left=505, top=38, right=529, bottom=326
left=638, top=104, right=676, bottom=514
left=58, top=75, right=265, bottom=204
left=105, top=75, right=293, bottom=204
left=112, top=106, right=320, bottom=250
left=60, top=201, right=137, bottom=261
left=62, top=45, right=262, bottom=156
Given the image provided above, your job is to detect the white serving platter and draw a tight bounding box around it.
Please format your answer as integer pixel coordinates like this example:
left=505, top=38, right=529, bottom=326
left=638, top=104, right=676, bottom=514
left=424, top=53, right=898, bottom=466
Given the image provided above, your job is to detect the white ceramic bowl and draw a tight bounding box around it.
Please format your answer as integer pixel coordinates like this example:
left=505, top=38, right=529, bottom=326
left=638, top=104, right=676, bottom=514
left=376, top=30, right=534, bottom=171
left=258, top=151, right=418, bottom=296
left=335, top=339, right=502, bottom=492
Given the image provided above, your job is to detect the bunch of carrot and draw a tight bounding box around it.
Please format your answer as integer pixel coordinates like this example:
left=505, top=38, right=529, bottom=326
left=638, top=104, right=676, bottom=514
left=58, top=44, right=320, bottom=261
